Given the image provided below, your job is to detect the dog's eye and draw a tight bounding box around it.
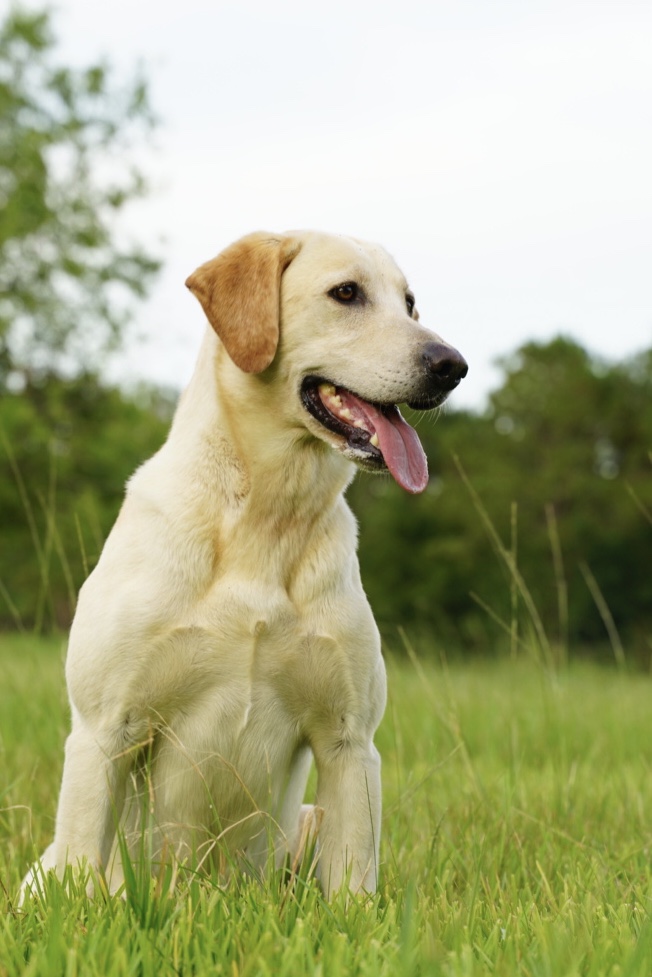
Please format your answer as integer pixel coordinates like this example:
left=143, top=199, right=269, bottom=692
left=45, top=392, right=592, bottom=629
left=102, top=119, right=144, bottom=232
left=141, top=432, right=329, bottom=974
left=405, top=293, right=416, bottom=316
left=329, top=282, right=360, bottom=304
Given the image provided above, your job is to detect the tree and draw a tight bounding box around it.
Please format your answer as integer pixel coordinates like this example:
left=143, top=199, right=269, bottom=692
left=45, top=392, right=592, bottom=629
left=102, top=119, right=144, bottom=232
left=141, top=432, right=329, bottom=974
left=348, top=337, right=652, bottom=663
left=0, top=376, right=173, bottom=630
left=0, top=8, right=165, bottom=631
left=485, top=337, right=652, bottom=654
left=0, top=7, right=160, bottom=386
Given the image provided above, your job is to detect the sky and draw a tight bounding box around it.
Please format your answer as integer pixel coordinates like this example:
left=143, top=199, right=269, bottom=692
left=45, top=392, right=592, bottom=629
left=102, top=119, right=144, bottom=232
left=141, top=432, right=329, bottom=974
left=45, top=0, right=652, bottom=410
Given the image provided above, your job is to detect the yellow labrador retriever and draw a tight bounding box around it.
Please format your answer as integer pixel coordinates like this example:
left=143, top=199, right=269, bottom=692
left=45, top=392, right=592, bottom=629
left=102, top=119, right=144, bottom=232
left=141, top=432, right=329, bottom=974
left=22, top=231, right=467, bottom=898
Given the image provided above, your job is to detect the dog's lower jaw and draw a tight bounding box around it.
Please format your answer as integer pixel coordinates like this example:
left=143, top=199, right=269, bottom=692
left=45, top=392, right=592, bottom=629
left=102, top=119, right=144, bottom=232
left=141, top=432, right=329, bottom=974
left=342, top=442, right=387, bottom=473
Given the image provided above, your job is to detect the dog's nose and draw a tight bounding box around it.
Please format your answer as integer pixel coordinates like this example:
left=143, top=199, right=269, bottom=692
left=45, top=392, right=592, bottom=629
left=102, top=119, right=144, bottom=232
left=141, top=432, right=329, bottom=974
left=422, top=342, right=468, bottom=390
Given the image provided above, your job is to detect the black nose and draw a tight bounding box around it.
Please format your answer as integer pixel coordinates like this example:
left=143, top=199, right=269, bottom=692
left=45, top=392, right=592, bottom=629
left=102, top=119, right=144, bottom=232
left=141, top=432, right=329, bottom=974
left=422, top=341, right=468, bottom=390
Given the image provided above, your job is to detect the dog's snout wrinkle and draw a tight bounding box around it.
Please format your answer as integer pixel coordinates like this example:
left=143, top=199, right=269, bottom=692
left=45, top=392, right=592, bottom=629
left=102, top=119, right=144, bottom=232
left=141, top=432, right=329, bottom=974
left=422, top=341, right=468, bottom=389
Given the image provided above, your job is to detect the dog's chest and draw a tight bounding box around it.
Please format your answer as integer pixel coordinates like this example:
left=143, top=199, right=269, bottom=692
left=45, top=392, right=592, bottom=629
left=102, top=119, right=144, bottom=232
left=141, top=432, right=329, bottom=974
left=157, top=573, right=379, bottom=750
left=171, top=580, right=354, bottom=713
left=148, top=593, right=349, bottom=827
left=124, top=549, right=383, bottom=843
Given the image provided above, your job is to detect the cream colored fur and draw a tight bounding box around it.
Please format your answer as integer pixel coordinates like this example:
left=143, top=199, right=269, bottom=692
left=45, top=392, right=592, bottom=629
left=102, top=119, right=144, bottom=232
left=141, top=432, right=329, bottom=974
left=21, top=230, right=459, bottom=899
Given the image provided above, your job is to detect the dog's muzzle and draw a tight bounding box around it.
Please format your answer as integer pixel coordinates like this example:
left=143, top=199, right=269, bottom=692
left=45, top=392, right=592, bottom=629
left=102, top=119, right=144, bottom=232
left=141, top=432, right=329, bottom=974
left=407, top=341, right=469, bottom=410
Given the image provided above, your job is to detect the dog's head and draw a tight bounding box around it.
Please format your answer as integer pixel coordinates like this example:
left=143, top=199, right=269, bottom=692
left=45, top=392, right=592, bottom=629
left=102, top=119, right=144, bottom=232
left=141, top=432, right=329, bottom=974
left=186, top=231, right=467, bottom=494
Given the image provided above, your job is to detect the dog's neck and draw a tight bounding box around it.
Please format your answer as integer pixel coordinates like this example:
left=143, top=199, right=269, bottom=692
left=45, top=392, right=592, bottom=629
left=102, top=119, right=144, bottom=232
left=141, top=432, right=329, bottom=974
left=167, top=329, right=355, bottom=524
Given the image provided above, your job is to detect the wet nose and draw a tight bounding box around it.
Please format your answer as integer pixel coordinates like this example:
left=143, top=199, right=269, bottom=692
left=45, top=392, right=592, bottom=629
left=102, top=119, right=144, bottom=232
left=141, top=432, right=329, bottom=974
left=422, top=341, right=468, bottom=390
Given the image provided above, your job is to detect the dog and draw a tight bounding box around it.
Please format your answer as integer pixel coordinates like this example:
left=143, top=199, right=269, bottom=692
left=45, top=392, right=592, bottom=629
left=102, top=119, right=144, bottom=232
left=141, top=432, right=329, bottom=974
left=22, top=231, right=467, bottom=899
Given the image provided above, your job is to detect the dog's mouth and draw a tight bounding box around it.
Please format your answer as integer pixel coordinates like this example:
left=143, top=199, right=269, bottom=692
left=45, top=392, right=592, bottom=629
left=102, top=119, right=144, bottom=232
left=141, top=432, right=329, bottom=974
left=301, top=377, right=429, bottom=494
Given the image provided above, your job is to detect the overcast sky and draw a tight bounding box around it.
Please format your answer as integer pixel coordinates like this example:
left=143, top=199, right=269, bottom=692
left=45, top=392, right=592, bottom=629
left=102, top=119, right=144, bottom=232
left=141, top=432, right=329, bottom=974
left=47, top=0, right=652, bottom=410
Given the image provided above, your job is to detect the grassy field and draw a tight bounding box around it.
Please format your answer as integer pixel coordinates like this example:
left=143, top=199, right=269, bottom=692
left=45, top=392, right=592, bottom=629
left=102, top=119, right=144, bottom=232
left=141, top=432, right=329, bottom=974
left=1, top=632, right=651, bottom=976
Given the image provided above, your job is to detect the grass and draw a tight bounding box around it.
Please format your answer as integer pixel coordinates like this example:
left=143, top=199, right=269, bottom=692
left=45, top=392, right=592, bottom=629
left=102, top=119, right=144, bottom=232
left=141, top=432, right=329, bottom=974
left=1, top=632, right=652, bottom=976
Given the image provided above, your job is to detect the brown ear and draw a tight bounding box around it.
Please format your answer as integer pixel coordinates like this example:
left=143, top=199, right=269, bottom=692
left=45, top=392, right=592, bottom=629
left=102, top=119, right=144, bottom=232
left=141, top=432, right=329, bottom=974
left=185, top=232, right=301, bottom=373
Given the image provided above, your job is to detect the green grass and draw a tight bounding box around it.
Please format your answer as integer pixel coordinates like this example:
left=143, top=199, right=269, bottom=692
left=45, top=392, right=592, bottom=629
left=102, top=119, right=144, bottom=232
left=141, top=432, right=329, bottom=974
left=1, top=633, right=652, bottom=976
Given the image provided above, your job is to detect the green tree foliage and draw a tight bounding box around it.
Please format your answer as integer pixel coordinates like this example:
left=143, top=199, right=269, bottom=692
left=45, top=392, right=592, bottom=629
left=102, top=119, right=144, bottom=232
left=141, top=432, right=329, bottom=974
left=0, top=7, right=167, bottom=629
left=1, top=335, right=650, bottom=656
left=350, top=337, right=652, bottom=662
left=0, top=376, right=173, bottom=630
left=0, top=7, right=159, bottom=384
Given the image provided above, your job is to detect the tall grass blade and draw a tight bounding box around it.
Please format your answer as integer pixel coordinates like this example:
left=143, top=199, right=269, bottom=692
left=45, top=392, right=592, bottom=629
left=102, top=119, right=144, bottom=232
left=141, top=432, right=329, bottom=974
left=580, top=561, right=626, bottom=669
left=625, top=481, right=652, bottom=527
left=0, top=426, right=48, bottom=629
left=510, top=501, right=519, bottom=660
left=0, top=578, right=24, bottom=631
left=454, top=455, right=552, bottom=665
left=545, top=502, right=568, bottom=666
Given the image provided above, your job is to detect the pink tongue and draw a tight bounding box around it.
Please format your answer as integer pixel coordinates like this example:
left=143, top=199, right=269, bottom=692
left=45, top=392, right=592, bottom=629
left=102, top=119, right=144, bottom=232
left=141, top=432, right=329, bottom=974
left=345, top=393, right=429, bottom=494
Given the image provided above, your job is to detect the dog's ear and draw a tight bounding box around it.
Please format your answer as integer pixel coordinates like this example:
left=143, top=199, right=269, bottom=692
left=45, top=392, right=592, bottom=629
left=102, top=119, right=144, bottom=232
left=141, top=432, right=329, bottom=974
left=185, top=232, right=301, bottom=373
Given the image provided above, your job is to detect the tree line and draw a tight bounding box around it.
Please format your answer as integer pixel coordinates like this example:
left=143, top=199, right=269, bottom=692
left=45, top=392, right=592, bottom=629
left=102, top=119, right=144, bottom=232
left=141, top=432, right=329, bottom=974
left=1, top=9, right=650, bottom=662
left=1, top=336, right=651, bottom=664
left=350, top=337, right=652, bottom=663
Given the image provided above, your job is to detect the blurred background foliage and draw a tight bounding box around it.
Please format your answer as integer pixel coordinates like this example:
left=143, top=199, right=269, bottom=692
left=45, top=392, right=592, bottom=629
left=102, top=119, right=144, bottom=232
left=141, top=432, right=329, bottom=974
left=1, top=8, right=651, bottom=663
left=0, top=7, right=159, bottom=385
left=350, top=338, right=652, bottom=663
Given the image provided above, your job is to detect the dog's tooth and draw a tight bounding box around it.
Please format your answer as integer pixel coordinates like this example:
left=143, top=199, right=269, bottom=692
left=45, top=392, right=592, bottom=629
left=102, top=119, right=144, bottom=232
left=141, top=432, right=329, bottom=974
left=340, top=408, right=353, bottom=421
left=319, top=382, right=336, bottom=397
left=353, top=420, right=365, bottom=429
left=370, top=433, right=379, bottom=447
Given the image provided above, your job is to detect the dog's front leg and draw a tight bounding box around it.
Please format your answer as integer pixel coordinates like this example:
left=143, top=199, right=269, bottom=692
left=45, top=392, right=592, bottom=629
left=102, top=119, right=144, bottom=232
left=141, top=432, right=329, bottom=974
left=313, top=742, right=381, bottom=897
left=50, top=718, right=130, bottom=881
left=21, top=717, right=129, bottom=901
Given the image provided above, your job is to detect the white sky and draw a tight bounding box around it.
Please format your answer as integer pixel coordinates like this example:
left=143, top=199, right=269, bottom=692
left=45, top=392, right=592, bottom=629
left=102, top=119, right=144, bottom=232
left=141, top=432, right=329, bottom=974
left=48, top=0, right=652, bottom=410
